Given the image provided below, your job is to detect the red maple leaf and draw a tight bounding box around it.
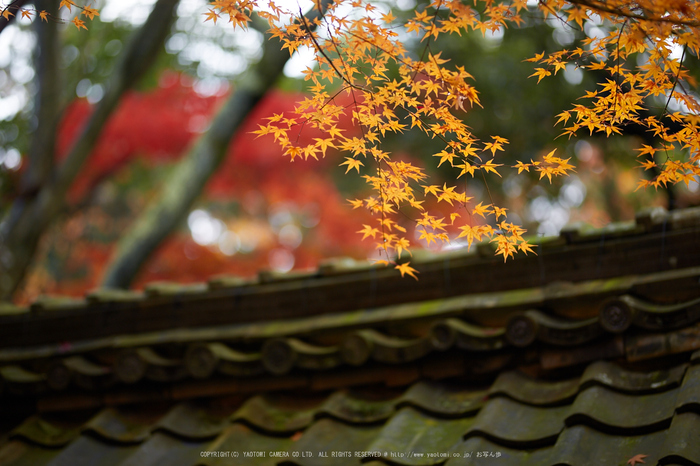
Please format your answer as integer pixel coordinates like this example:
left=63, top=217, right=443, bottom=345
left=627, top=454, right=647, bottom=465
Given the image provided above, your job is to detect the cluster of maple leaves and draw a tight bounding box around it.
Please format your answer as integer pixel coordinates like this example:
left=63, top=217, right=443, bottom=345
left=1, top=0, right=96, bottom=29
left=204, top=0, right=700, bottom=277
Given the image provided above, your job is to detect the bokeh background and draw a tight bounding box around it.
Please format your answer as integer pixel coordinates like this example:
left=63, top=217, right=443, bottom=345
left=0, top=0, right=698, bottom=303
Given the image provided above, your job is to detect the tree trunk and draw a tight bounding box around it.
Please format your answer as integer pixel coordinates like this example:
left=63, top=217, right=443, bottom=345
left=101, top=6, right=331, bottom=289
left=0, top=0, right=179, bottom=301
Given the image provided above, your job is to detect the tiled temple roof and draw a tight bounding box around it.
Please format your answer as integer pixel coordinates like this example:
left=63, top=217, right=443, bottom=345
left=2, top=354, right=700, bottom=465
left=0, top=205, right=699, bottom=465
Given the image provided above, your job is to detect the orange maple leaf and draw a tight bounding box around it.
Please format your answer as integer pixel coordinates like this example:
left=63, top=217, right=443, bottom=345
left=203, top=9, right=219, bottom=24
left=627, top=454, right=647, bottom=466
left=72, top=17, right=87, bottom=30
left=395, top=262, right=418, bottom=279
left=59, top=0, right=76, bottom=12
left=82, top=6, right=99, bottom=20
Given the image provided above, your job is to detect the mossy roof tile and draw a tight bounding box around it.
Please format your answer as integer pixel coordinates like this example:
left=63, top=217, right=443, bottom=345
left=549, top=424, right=667, bottom=466
left=40, top=435, right=140, bottom=466
left=0, top=440, right=63, bottom=466
left=488, top=371, right=579, bottom=406
left=231, top=394, right=325, bottom=434
left=112, top=431, right=207, bottom=466
left=286, top=418, right=383, bottom=466
left=365, top=407, right=475, bottom=466
left=445, top=436, right=553, bottom=466
left=566, top=385, right=676, bottom=433
left=580, top=360, right=687, bottom=394
left=399, top=380, right=486, bottom=417
left=9, top=414, right=90, bottom=447
left=466, top=397, right=568, bottom=448
left=199, top=423, right=294, bottom=466
left=660, top=411, right=700, bottom=465
left=676, top=363, right=700, bottom=412
left=318, top=390, right=397, bottom=424
left=83, top=405, right=168, bottom=444
left=155, top=401, right=230, bottom=440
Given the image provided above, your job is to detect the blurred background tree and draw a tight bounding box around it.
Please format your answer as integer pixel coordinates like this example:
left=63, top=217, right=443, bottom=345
left=0, top=0, right=698, bottom=303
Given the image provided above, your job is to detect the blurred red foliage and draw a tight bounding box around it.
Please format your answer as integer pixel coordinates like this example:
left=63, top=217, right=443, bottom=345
left=19, top=73, right=374, bottom=302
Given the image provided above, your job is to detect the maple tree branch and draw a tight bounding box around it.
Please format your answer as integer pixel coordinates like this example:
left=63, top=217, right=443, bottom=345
left=565, top=0, right=700, bottom=27
left=298, top=9, right=366, bottom=93
left=662, top=45, right=686, bottom=116
left=0, top=0, right=29, bottom=35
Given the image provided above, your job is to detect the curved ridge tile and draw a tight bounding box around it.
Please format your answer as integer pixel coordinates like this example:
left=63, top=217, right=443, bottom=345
left=284, top=417, right=383, bottom=466
left=319, top=390, right=398, bottom=424
left=445, top=436, right=553, bottom=466
left=138, top=348, right=187, bottom=383
left=200, top=423, right=294, bottom=466
left=566, top=385, right=676, bottom=434
left=506, top=311, right=602, bottom=348
left=0, top=366, right=45, bottom=396
left=0, top=365, right=44, bottom=384
left=341, top=330, right=431, bottom=366
left=550, top=424, right=666, bottom=466
left=366, top=407, right=475, bottom=466
left=62, top=356, right=113, bottom=391
left=232, top=394, right=326, bottom=434
left=400, top=381, right=487, bottom=417
left=155, top=401, right=230, bottom=440
left=208, top=343, right=264, bottom=377
left=600, top=294, right=700, bottom=332
left=429, top=319, right=505, bottom=352
left=660, top=412, right=700, bottom=465
left=488, top=371, right=579, bottom=406
left=83, top=405, right=169, bottom=444
left=580, top=361, right=687, bottom=395
left=466, top=397, right=567, bottom=448
left=262, top=339, right=341, bottom=375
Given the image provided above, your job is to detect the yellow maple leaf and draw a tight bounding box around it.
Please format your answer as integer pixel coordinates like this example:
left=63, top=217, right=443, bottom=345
left=358, top=224, right=379, bottom=240
left=340, top=157, right=364, bottom=174
left=473, top=202, right=491, bottom=218
left=529, top=68, right=552, bottom=83
left=395, top=262, right=419, bottom=279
